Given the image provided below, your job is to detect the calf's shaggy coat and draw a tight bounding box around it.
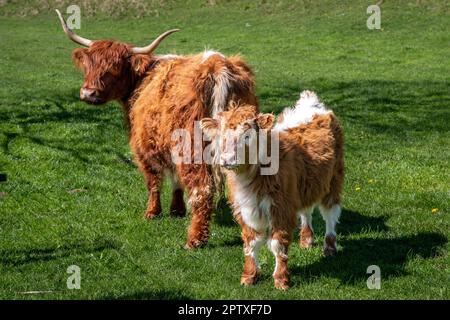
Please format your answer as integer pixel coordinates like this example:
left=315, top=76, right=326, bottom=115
left=200, top=91, right=344, bottom=289
left=56, top=10, right=258, bottom=248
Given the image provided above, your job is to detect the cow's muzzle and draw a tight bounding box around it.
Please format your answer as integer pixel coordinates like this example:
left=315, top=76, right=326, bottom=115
left=80, top=88, right=104, bottom=105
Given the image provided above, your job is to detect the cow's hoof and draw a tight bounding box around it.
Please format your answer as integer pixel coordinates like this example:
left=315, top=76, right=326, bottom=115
left=184, top=239, right=206, bottom=249
left=144, top=209, right=161, bottom=219
left=169, top=208, right=186, bottom=218
left=170, top=191, right=186, bottom=217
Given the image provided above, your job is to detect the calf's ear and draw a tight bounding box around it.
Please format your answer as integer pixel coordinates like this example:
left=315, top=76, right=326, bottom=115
left=200, top=118, right=219, bottom=139
left=256, top=113, right=275, bottom=129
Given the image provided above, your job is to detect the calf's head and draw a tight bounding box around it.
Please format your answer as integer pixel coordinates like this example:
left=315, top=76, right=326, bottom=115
left=56, top=10, right=178, bottom=105
left=200, top=104, right=275, bottom=171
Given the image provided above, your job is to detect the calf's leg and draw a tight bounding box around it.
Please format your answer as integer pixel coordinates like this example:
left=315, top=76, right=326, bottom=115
left=298, top=207, right=314, bottom=248
left=236, top=215, right=265, bottom=285
left=319, top=203, right=341, bottom=257
left=269, top=229, right=293, bottom=290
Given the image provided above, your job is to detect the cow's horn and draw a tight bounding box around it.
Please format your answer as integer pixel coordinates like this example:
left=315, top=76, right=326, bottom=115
left=131, top=29, right=180, bottom=54
left=55, top=9, right=93, bottom=47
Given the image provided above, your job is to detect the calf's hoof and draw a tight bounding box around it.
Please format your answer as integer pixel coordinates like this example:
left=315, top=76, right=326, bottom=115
left=240, top=272, right=260, bottom=286
left=274, top=277, right=290, bottom=290
left=300, top=227, right=314, bottom=249
left=323, top=234, right=337, bottom=257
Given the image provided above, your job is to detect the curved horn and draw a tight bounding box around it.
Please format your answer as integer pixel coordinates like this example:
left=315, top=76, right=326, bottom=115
left=55, top=9, right=92, bottom=47
left=131, top=29, right=180, bottom=54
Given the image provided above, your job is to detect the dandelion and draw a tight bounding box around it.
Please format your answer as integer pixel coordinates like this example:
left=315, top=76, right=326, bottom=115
left=355, top=187, right=361, bottom=192
left=431, top=208, right=439, bottom=214
left=368, top=179, right=374, bottom=184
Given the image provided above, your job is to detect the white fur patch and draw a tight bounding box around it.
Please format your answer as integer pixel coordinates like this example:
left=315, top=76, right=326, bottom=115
left=211, top=67, right=232, bottom=117
left=233, top=176, right=272, bottom=232
left=273, top=90, right=330, bottom=132
left=202, top=50, right=225, bottom=62
left=200, top=50, right=230, bottom=117
left=319, top=204, right=341, bottom=236
left=244, top=236, right=265, bottom=268
left=297, top=206, right=314, bottom=229
left=268, top=239, right=287, bottom=275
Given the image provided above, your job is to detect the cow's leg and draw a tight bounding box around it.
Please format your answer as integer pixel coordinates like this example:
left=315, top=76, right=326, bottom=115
left=135, top=157, right=163, bottom=219
left=319, top=203, right=341, bottom=257
left=269, top=229, right=293, bottom=290
left=167, top=171, right=186, bottom=217
left=235, top=214, right=265, bottom=285
left=142, top=170, right=163, bottom=219
left=179, top=164, right=214, bottom=249
left=298, top=207, right=314, bottom=248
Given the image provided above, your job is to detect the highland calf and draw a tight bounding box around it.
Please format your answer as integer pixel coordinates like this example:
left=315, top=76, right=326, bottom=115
left=200, top=91, right=344, bottom=289
left=56, top=10, right=258, bottom=248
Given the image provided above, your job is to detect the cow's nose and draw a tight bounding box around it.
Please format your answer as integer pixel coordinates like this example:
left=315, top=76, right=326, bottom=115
left=80, top=88, right=98, bottom=100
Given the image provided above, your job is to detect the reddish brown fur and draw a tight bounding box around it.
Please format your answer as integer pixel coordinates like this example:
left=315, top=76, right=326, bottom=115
left=69, top=39, right=257, bottom=248
left=201, top=101, right=344, bottom=289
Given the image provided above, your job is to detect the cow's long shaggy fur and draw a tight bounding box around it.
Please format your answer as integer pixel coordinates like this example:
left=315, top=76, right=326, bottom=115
left=71, top=40, right=257, bottom=248
left=200, top=91, right=344, bottom=289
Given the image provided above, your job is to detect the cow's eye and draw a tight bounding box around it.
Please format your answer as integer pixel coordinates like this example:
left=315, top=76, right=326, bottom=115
left=244, top=135, right=250, bottom=144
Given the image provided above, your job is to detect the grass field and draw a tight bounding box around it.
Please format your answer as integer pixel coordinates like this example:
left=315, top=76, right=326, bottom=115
left=0, top=0, right=449, bottom=299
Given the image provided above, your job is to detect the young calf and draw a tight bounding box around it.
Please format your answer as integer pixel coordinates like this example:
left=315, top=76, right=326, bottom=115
left=200, top=91, right=344, bottom=289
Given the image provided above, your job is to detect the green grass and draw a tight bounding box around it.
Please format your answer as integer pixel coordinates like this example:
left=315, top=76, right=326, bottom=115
left=0, top=0, right=449, bottom=299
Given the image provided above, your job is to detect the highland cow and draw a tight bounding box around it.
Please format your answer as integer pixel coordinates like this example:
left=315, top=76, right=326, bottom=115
left=56, top=10, right=258, bottom=248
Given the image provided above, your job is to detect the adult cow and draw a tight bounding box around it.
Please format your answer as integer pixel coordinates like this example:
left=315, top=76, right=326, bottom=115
left=56, top=10, right=258, bottom=248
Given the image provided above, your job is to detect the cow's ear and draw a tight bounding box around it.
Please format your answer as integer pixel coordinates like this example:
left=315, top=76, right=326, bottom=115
left=200, top=118, right=219, bottom=139
left=72, top=48, right=88, bottom=70
left=130, top=54, right=152, bottom=76
left=256, top=113, right=275, bottom=130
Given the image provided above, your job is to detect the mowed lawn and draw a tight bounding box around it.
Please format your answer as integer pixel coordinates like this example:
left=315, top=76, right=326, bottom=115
left=0, top=1, right=449, bottom=299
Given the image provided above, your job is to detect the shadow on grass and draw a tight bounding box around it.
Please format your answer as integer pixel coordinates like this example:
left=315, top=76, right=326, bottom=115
left=329, top=209, right=388, bottom=235
left=291, top=232, right=447, bottom=286
left=0, top=238, right=119, bottom=267
left=0, top=89, right=129, bottom=164
left=213, top=208, right=389, bottom=249
left=260, top=79, right=450, bottom=137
